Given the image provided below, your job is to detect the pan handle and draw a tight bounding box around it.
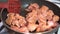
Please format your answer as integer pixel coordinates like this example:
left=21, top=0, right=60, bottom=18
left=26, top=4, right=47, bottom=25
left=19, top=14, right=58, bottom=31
left=0, top=8, right=5, bottom=22
left=0, top=8, right=5, bottom=32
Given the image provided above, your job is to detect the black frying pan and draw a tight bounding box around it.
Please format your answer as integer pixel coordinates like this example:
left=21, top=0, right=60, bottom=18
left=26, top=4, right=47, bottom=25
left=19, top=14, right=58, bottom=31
left=1, top=0, right=60, bottom=34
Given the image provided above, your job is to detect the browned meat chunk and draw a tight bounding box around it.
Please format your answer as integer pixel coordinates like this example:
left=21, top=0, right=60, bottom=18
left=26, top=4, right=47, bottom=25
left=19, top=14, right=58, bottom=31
left=53, top=15, right=59, bottom=22
left=27, top=23, right=38, bottom=32
left=26, top=10, right=37, bottom=24
left=25, top=3, right=39, bottom=12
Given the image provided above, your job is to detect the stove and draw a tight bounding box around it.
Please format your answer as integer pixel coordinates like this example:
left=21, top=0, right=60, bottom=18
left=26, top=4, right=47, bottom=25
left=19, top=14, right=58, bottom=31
left=0, top=0, right=60, bottom=34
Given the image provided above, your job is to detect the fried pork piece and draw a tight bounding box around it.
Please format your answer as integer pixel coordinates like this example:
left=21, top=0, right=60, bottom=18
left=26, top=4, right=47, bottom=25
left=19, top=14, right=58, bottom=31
left=38, top=14, right=47, bottom=24
left=12, top=14, right=26, bottom=27
left=15, top=14, right=27, bottom=26
left=53, top=15, right=59, bottom=22
left=25, top=3, right=39, bottom=12
left=37, top=5, right=49, bottom=24
left=36, top=22, right=50, bottom=32
left=26, top=10, right=37, bottom=24
left=36, top=25, right=49, bottom=32
left=6, top=13, right=27, bottom=27
left=47, top=10, right=54, bottom=20
left=47, top=21, right=57, bottom=27
left=27, top=23, right=38, bottom=32
left=36, top=21, right=57, bottom=32
left=18, top=16, right=27, bottom=26
left=6, top=13, right=15, bottom=25
left=12, top=19, right=20, bottom=27
left=36, top=23, right=44, bottom=32
left=7, top=13, right=15, bottom=16
left=11, top=26, right=29, bottom=33
left=40, top=5, right=49, bottom=12
left=38, top=5, right=49, bottom=17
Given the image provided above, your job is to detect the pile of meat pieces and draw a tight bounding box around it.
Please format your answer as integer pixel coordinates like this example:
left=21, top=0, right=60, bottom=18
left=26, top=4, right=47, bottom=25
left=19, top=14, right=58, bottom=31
left=6, top=3, right=59, bottom=33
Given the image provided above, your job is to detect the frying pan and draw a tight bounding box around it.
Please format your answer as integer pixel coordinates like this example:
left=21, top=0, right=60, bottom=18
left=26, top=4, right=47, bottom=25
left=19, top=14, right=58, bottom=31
left=1, top=0, right=60, bottom=34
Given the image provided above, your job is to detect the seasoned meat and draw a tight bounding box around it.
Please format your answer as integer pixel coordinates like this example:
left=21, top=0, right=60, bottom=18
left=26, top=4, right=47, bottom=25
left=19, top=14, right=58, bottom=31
left=27, top=23, right=38, bottom=32
left=47, top=21, right=57, bottom=27
left=12, top=19, right=20, bottom=27
left=25, top=3, right=39, bottom=12
left=18, top=16, right=27, bottom=26
left=26, top=10, right=37, bottom=24
left=6, top=13, right=27, bottom=27
left=36, top=21, right=57, bottom=32
left=47, top=10, right=54, bottom=20
left=38, top=14, right=47, bottom=25
left=53, top=15, right=59, bottom=22
left=38, top=5, right=49, bottom=17
left=6, top=13, right=15, bottom=25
